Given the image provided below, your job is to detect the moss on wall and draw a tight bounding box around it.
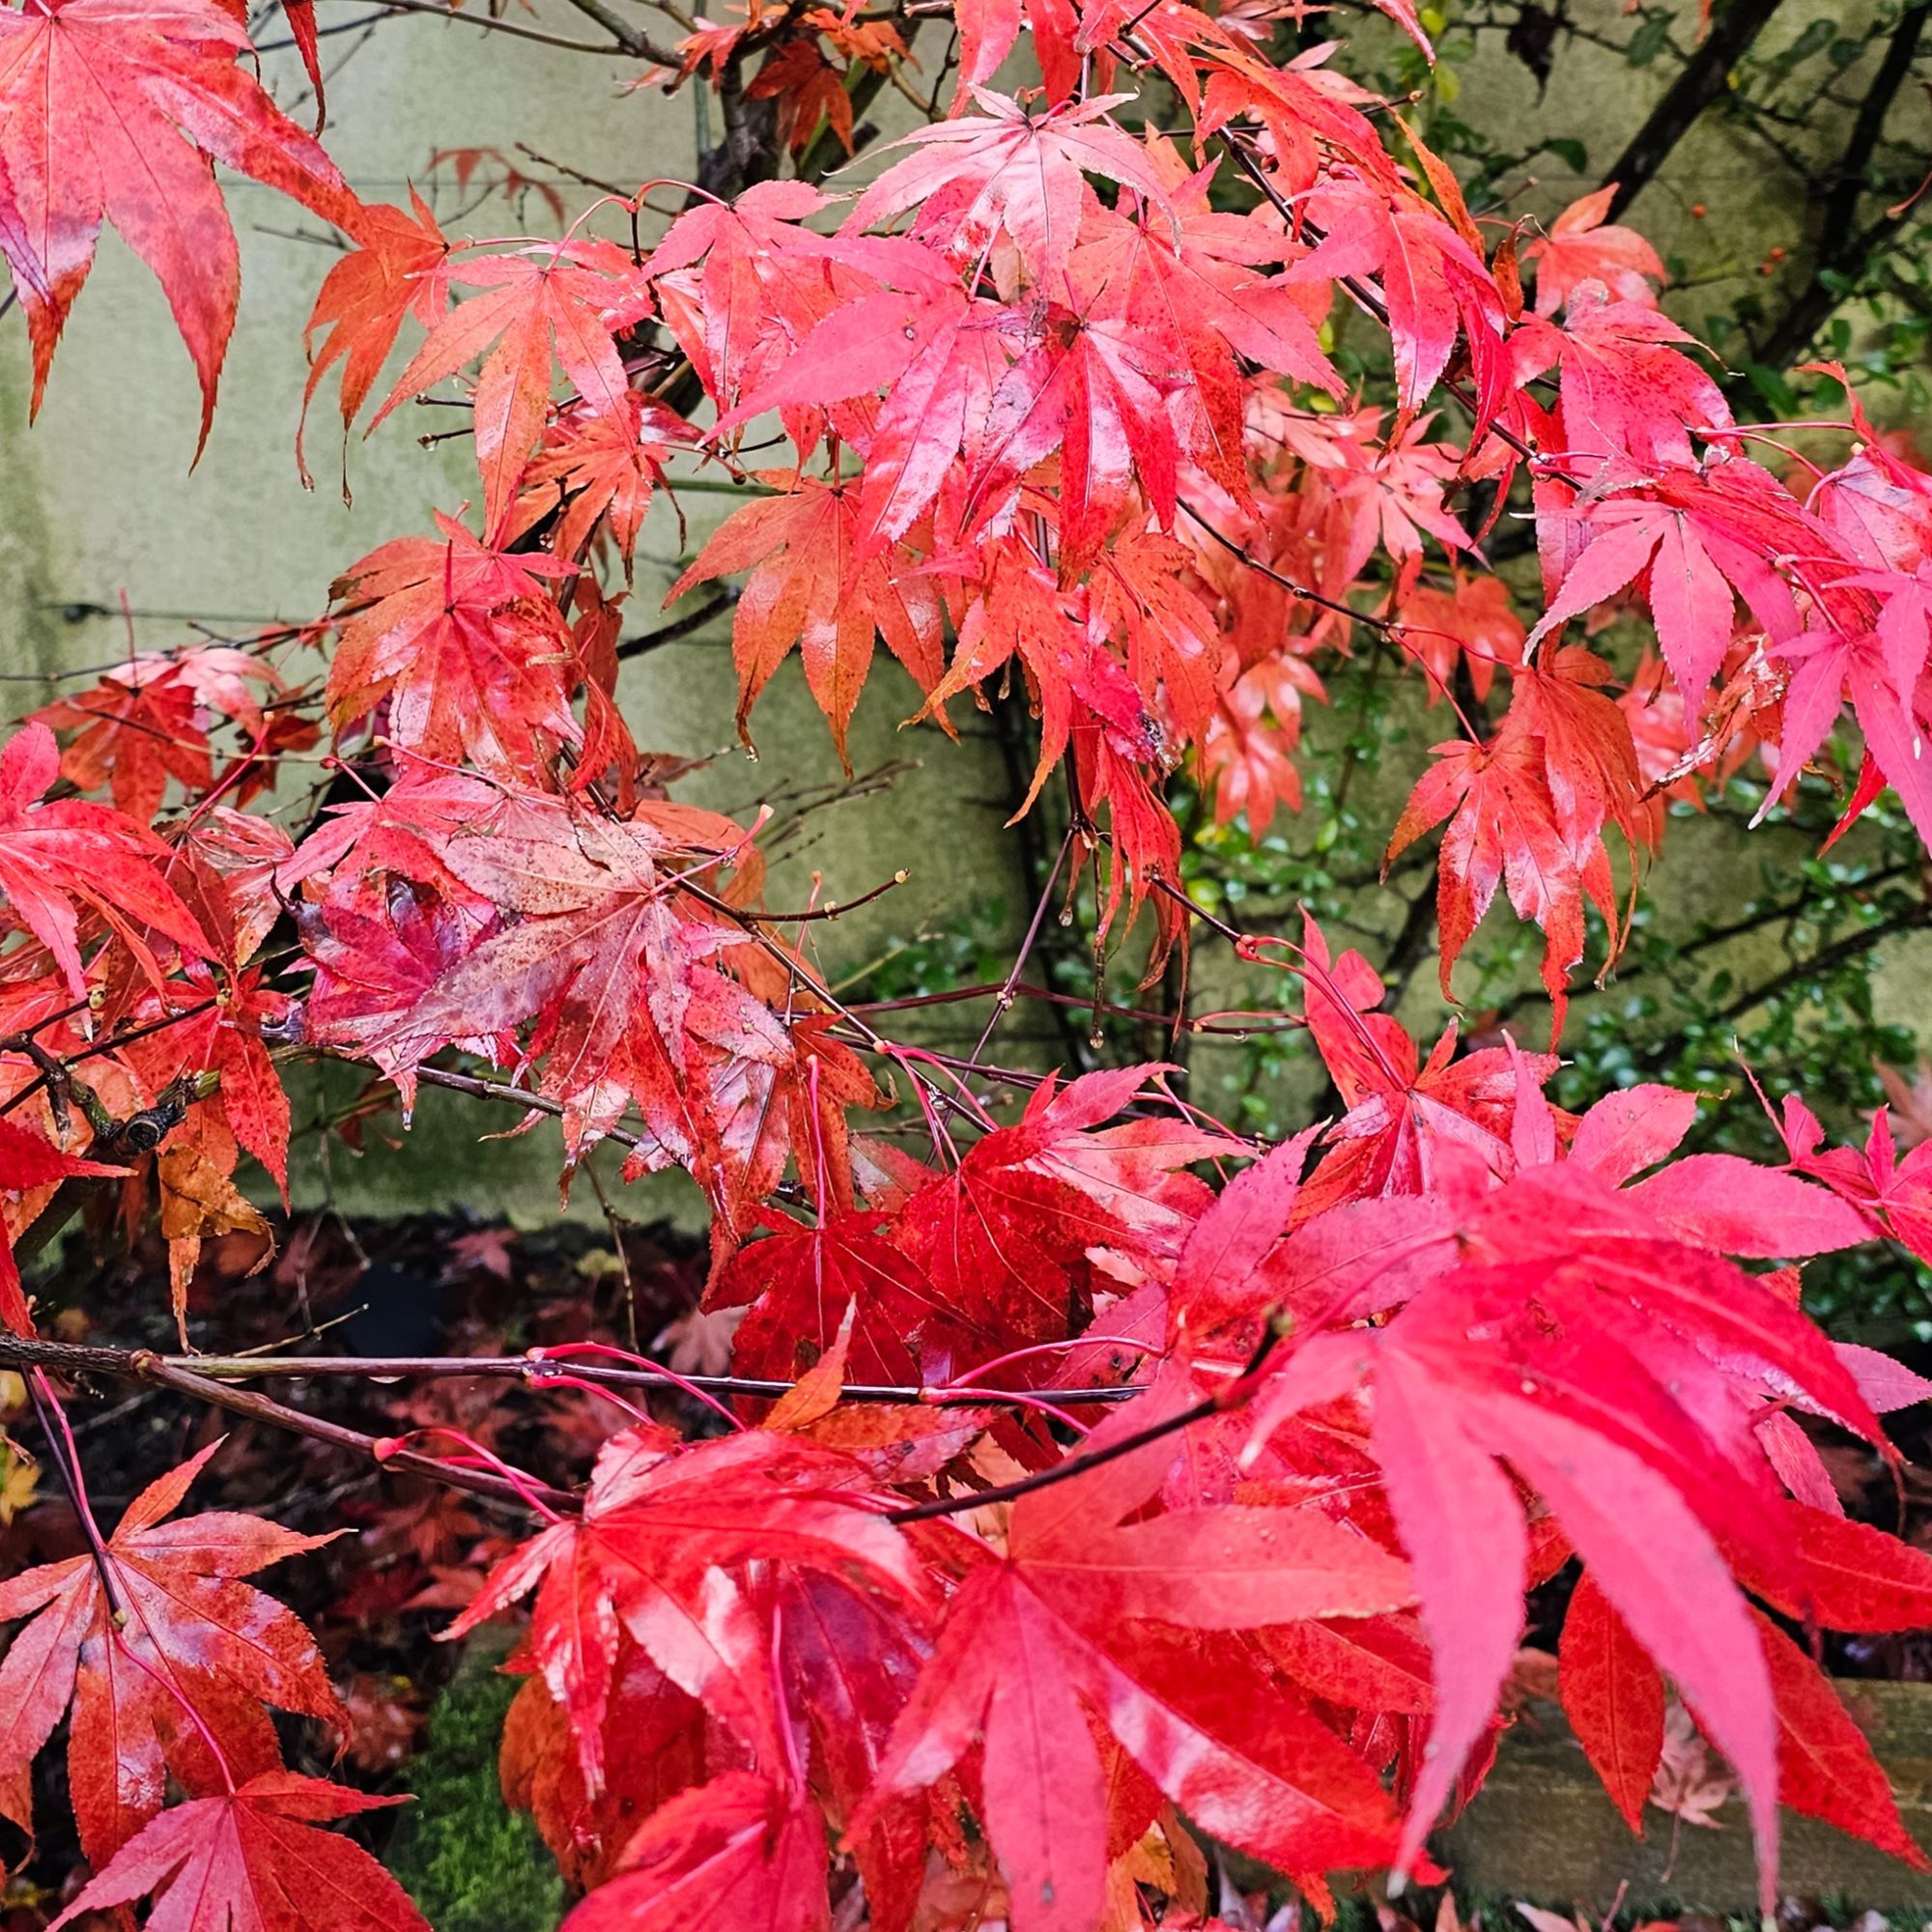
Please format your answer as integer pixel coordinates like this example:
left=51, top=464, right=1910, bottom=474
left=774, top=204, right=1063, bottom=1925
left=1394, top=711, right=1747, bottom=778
left=386, top=1654, right=564, bottom=1932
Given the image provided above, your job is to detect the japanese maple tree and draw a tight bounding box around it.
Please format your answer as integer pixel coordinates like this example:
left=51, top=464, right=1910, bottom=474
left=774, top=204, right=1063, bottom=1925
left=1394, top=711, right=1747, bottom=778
left=5, top=0, right=1932, bottom=1926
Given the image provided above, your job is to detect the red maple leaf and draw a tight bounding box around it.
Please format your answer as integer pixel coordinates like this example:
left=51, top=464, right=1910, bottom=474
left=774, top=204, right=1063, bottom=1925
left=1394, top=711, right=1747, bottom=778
left=647, top=179, right=905, bottom=427
left=1770, top=624, right=1932, bottom=844
left=1194, top=39, right=1397, bottom=197
left=1513, top=285, right=1732, bottom=469
left=1521, top=185, right=1666, bottom=316
left=46, top=1772, right=428, bottom=1932
left=746, top=37, right=854, bottom=157
left=666, top=475, right=946, bottom=767
left=1527, top=464, right=1814, bottom=716
left=299, top=873, right=511, bottom=1116
left=1398, top=573, right=1524, bottom=706
left=1290, top=914, right=1554, bottom=1219
left=167, top=806, right=299, bottom=974
left=34, top=647, right=286, bottom=824
left=0, top=722, right=213, bottom=998
left=446, top=1425, right=923, bottom=1791
left=122, top=963, right=296, bottom=1198
left=369, top=237, right=641, bottom=539
left=512, top=391, right=694, bottom=579
left=878, top=1066, right=1229, bottom=1378
left=0, top=1115, right=122, bottom=1333
left=1291, top=173, right=1508, bottom=423
left=501, top=1634, right=706, bottom=1892
left=1065, top=152, right=1342, bottom=498
left=0, top=0, right=355, bottom=444
left=950, top=0, right=1081, bottom=101
left=704, top=275, right=1001, bottom=553
left=0, top=1442, right=346, bottom=1863
left=1387, top=648, right=1645, bottom=1029
left=1201, top=653, right=1319, bottom=835
left=863, top=1381, right=1411, bottom=1932
left=1245, top=1160, right=1891, bottom=1898
left=560, top=1771, right=832, bottom=1932
left=1774, top=1091, right=1932, bottom=1265
left=707, top=1208, right=994, bottom=1388
left=845, top=90, right=1176, bottom=280
left=1558, top=1570, right=1664, bottom=1833
left=295, top=765, right=885, bottom=1258
left=914, top=551, right=1158, bottom=816
left=1752, top=1609, right=1926, bottom=1867
left=326, top=514, right=582, bottom=776
left=960, top=298, right=1195, bottom=575
left=299, top=191, right=453, bottom=486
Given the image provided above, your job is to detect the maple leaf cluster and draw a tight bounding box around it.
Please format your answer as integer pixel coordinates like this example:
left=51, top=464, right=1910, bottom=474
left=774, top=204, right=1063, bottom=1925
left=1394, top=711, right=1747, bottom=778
left=7, top=0, right=1932, bottom=1924
left=412, top=980, right=1932, bottom=1932
left=0, top=1441, right=424, bottom=1931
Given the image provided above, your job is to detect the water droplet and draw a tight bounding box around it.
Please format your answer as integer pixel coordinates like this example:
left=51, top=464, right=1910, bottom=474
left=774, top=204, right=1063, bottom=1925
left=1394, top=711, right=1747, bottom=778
left=1089, top=1029, right=1105, bottom=1050
left=1058, top=909, right=1074, bottom=927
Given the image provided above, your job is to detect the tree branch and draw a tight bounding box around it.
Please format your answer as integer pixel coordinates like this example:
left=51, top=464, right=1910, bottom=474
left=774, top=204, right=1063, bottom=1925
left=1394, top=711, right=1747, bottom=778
left=1631, top=899, right=1931, bottom=1070
left=314, top=0, right=667, bottom=58
left=1486, top=860, right=1921, bottom=1028
left=618, top=590, right=737, bottom=659
left=0, top=1339, right=1143, bottom=1407
left=887, top=1321, right=1284, bottom=1523
left=0, top=1334, right=579, bottom=1515
left=1738, top=0, right=1932, bottom=382
left=551, top=0, right=686, bottom=64
left=1602, top=0, right=1793, bottom=219
left=1708, top=901, right=1928, bottom=1029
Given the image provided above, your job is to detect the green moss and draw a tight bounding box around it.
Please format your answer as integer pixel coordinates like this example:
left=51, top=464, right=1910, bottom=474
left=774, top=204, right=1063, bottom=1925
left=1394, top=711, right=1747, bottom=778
left=386, top=1661, right=565, bottom=1932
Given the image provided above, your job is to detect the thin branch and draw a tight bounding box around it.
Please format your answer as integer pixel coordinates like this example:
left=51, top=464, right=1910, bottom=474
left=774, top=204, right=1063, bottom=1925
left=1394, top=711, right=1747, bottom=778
left=554, top=0, right=685, bottom=60
left=758, top=869, right=911, bottom=922
left=1740, top=0, right=1932, bottom=381
left=14, top=1343, right=1143, bottom=1407
left=312, top=0, right=653, bottom=56
left=1487, top=860, right=1921, bottom=1027
left=0, top=1002, right=218, bottom=1120
left=617, top=591, right=737, bottom=659
left=1630, top=901, right=1931, bottom=1071
left=1, top=1335, right=580, bottom=1515
left=849, top=978, right=1305, bottom=1038
left=1708, top=903, right=1929, bottom=1029
left=972, top=823, right=1076, bottom=1064
left=887, top=1321, right=1284, bottom=1524
left=26, top=1373, right=126, bottom=1621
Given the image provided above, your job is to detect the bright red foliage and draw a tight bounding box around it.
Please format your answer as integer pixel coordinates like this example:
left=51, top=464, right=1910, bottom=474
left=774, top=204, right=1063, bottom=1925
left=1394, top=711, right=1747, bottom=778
left=0, top=1441, right=345, bottom=1864
left=2, top=0, right=1932, bottom=1923
left=47, top=1772, right=428, bottom=1932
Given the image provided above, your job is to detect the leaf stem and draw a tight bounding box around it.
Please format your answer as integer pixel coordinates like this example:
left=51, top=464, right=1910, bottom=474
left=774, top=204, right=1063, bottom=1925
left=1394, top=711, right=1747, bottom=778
left=25, top=1370, right=125, bottom=1623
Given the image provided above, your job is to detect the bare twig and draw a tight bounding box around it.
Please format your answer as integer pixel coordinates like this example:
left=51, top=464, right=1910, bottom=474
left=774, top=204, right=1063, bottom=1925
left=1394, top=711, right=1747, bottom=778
left=312, top=0, right=657, bottom=56
left=3, top=1334, right=580, bottom=1515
